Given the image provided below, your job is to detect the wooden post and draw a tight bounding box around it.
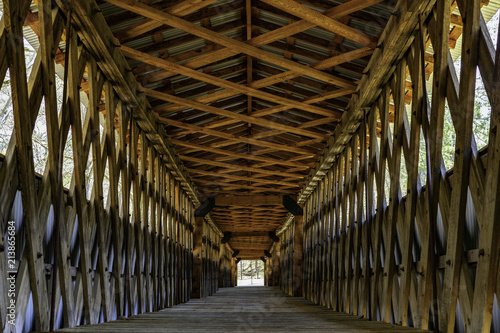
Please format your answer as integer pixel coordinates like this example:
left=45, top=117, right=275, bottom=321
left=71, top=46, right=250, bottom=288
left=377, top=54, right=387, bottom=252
left=273, top=247, right=280, bottom=286
left=191, top=216, right=204, bottom=298
left=231, top=258, right=237, bottom=287
left=293, top=215, right=303, bottom=297
left=264, top=262, right=268, bottom=286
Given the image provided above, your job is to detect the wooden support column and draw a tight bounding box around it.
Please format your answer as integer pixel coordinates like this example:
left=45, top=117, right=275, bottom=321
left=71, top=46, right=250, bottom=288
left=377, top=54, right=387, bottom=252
left=3, top=0, right=49, bottom=330
left=231, top=258, right=237, bottom=287
left=273, top=247, right=280, bottom=286
left=293, top=215, right=304, bottom=297
left=264, top=262, right=268, bottom=286
left=191, top=216, right=204, bottom=298
left=439, top=0, right=480, bottom=330
left=217, top=249, right=226, bottom=288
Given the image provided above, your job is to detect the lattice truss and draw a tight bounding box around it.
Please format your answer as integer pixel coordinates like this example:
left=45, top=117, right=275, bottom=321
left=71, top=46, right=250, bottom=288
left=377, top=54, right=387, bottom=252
left=95, top=0, right=398, bottom=247
left=0, top=0, right=228, bottom=331
left=275, top=0, right=500, bottom=332
left=1, top=0, right=500, bottom=331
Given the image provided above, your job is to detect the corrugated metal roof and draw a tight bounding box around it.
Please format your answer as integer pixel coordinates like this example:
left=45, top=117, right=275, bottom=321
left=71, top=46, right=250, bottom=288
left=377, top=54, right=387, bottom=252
left=451, top=0, right=500, bottom=62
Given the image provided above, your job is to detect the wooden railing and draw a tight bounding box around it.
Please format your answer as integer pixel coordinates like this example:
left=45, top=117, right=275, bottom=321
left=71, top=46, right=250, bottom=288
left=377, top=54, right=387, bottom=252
left=272, top=0, right=500, bottom=332
left=0, top=0, right=222, bottom=331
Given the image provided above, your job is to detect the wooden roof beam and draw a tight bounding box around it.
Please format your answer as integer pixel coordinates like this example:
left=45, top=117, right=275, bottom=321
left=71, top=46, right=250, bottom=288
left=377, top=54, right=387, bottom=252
left=122, top=47, right=338, bottom=118
left=143, top=87, right=328, bottom=140
left=58, top=0, right=234, bottom=240
left=180, top=155, right=305, bottom=179
left=159, top=117, right=316, bottom=156
left=215, top=195, right=283, bottom=206
left=199, top=183, right=295, bottom=194
left=261, top=0, right=378, bottom=48
left=292, top=0, right=438, bottom=210
left=170, top=139, right=309, bottom=169
left=155, top=47, right=366, bottom=115
left=196, top=180, right=296, bottom=193
left=113, top=0, right=219, bottom=41
left=104, top=0, right=355, bottom=89
left=189, top=170, right=301, bottom=188
left=117, top=0, right=381, bottom=93
left=195, top=88, right=351, bottom=132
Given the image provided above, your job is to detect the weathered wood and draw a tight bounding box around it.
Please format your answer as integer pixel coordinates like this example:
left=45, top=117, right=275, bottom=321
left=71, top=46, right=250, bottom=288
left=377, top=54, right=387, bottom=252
left=3, top=0, right=50, bottom=330
left=215, top=195, right=283, bottom=206
left=438, top=0, right=480, bottom=331
left=1, top=0, right=500, bottom=331
left=122, top=46, right=340, bottom=117
left=57, top=0, right=202, bottom=209
left=292, top=215, right=304, bottom=297
left=54, top=287, right=429, bottom=333
left=469, top=10, right=500, bottom=333
left=143, top=88, right=327, bottom=140
left=191, top=217, right=204, bottom=298
left=297, top=0, right=436, bottom=203
left=105, top=0, right=356, bottom=89
left=261, top=0, right=377, bottom=48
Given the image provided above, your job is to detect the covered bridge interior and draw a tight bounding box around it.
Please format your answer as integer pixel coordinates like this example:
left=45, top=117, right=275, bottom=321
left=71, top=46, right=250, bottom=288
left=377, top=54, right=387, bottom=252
left=1, top=0, right=500, bottom=332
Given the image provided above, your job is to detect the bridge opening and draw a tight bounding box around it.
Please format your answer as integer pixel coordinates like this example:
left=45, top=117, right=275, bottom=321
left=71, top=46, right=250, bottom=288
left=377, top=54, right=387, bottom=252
left=237, top=260, right=264, bottom=286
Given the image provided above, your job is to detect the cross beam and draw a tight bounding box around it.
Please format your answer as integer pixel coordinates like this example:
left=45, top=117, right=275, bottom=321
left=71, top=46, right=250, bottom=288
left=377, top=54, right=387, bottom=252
left=194, top=195, right=303, bottom=217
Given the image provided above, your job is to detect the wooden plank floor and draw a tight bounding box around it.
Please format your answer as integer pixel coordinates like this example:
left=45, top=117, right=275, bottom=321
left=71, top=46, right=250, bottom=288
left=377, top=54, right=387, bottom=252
left=55, top=287, right=429, bottom=332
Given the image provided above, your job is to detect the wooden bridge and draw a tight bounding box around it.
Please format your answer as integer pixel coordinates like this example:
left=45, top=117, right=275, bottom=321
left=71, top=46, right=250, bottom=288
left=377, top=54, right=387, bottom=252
left=0, top=0, right=499, bottom=332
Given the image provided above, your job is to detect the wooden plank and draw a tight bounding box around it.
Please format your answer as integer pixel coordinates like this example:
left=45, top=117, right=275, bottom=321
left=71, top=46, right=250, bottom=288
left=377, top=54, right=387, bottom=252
left=105, top=0, right=356, bottom=89
left=438, top=0, right=480, bottom=331
left=215, top=195, right=283, bottom=206
left=416, top=2, right=451, bottom=329
left=105, top=82, right=125, bottom=317
left=38, top=1, right=76, bottom=328
left=149, top=147, right=158, bottom=312
left=131, top=121, right=146, bottom=314
left=469, top=10, right=500, bottom=332
left=56, top=0, right=203, bottom=213
left=179, top=155, right=305, bottom=179
left=3, top=0, right=50, bottom=329
left=339, top=148, right=348, bottom=312
left=360, top=106, right=371, bottom=319
left=366, top=102, right=381, bottom=320
left=115, top=0, right=219, bottom=41
left=122, top=46, right=339, bottom=117
left=170, top=139, right=308, bottom=170
left=143, top=87, right=327, bottom=140
left=160, top=117, right=315, bottom=157
left=296, top=0, right=436, bottom=204
left=352, top=127, right=364, bottom=316
left=260, top=0, right=377, bottom=48
left=129, top=0, right=381, bottom=96
left=399, top=41, right=424, bottom=326
left=141, top=131, right=153, bottom=312
left=345, top=136, right=357, bottom=313
left=67, top=22, right=96, bottom=324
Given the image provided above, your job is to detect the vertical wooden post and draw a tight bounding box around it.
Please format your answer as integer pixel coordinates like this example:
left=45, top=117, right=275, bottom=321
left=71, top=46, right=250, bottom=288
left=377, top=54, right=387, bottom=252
left=263, top=262, right=267, bottom=286
left=3, top=0, right=49, bottom=329
left=218, top=246, right=224, bottom=288
left=273, top=247, right=280, bottom=286
left=293, top=215, right=303, bottom=297
left=230, top=258, right=237, bottom=287
left=439, top=0, right=480, bottom=331
left=191, top=216, right=204, bottom=298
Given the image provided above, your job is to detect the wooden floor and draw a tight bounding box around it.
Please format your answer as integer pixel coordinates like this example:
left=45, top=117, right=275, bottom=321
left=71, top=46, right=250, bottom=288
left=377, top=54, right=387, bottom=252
left=56, top=287, right=429, bottom=332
